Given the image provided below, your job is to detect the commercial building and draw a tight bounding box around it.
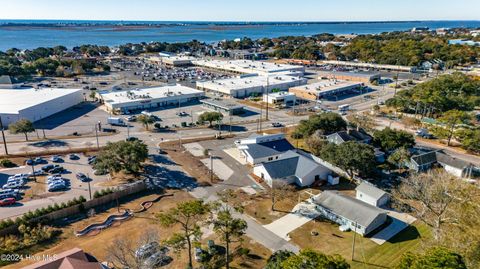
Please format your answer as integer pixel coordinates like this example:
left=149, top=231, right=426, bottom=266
left=99, top=84, right=204, bottom=114
left=192, top=59, right=305, bottom=76
left=263, top=91, right=296, bottom=105
left=147, top=56, right=194, bottom=66
left=197, top=74, right=307, bottom=98
left=448, top=39, right=480, bottom=46
left=312, top=191, right=388, bottom=236
left=321, top=60, right=416, bottom=73
left=317, top=71, right=381, bottom=84
left=200, top=98, right=245, bottom=115
left=253, top=150, right=332, bottom=187
left=0, top=87, right=85, bottom=126
left=289, top=80, right=363, bottom=101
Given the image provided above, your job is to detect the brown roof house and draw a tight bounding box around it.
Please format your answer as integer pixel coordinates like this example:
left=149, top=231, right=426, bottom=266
left=22, top=248, right=108, bottom=269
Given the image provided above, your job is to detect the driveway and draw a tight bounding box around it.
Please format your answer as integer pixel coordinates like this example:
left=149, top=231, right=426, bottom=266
left=370, top=210, right=417, bottom=245
left=263, top=203, right=320, bottom=240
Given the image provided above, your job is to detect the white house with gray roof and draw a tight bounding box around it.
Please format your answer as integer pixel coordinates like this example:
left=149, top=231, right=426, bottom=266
left=312, top=191, right=387, bottom=236
left=236, top=133, right=295, bottom=165
left=253, top=150, right=332, bottom=187
left=356, top=182, right=390, bottom=207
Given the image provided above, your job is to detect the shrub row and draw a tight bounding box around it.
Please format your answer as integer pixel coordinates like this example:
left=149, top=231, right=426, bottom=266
left=93, top=187, right=115, bottom=199
left=0, top=196, right=86, bottom=230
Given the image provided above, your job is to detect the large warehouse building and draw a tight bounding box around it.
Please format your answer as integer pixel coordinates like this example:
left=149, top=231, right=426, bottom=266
left=317, top=71, right=381, bottom=84
left=100, top=84, right=205, bottom=114
left=0, top=87, right=86, bottom=126
left=289, top=80, right=364, bottom=101
left=192, top=59, right=305, bottom=76
left=196, top=74, right=307, bottom=98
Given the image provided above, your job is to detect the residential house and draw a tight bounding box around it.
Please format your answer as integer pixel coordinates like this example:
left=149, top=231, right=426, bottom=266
left=23, top=248, right=108, bottom=269
left=408, top=149, right=476, bottom=179
left=312, top=191, right=388, bottom=236
left=356, top=182, right=390, bottom=207
left=253, top=150, right=332, bottom=187
left=236, top=133, right=295, bottom=165
left=326, top=130, right=384, bottom=162
left=436, top=152, right=475, bottom=178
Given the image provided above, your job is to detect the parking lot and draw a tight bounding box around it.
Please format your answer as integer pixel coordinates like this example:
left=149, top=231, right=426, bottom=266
left=0, top=153, right=109, bottom=214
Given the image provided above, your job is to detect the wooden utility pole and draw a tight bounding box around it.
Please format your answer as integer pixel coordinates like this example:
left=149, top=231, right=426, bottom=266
left=0, top=116, right=8, bottom=155
left=351, top=221, right=357, bottom=261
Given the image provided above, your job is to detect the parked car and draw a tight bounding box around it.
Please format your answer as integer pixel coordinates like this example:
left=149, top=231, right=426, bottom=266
left=126, top=136, right=139, bottom=142
left=3, top=181, right=24, bottom=189
left=271, top=122, right=284, bottom=127
left=126, top=115, right=137, bottom=122
left=87, top=156, right=97, bottom=165
left=49, top=166, right=65, bottom=174
left=29, top=170, right=45, bottom=177
left=0, top=189, right=19, bottom=198
left=75, top=173, right=89, bottom=182
left=48, top=182, right=66, bottom=192
left=69, top=154, right=80, bottom=160
left=50, top=155, right=63, bottom=163
left=41, top=164, right=55, bottom=172
left=0, top=198, right=16, bottom=206
left=143, top=252, right=172, bottom=268
left=25, top=159, right=34, bottom=166
left=135, top=242, right=160, bottom=260
left=34, top=157, right=47, bottom=164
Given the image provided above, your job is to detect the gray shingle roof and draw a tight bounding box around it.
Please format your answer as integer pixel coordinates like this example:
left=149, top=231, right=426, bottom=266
left=326, top=131, right=354, bottom=144
left=411, top=151, right=437, bottom=166
left=261, top=155, right=299, bottom=179
left=244, top=139, right=295, bottom=159
left=435, top=152, right=472, bottom=169
left=313, top=191, right=386, bottom=227
left=356, top=182, right=388, bottom=200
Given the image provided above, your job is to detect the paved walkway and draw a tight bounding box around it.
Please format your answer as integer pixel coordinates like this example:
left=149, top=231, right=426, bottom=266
left=189, top=186, right=300, bottom=253
left=263, top=203, right=320, bottom=241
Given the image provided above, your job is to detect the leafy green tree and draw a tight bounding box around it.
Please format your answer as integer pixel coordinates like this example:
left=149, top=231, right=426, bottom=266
left=320, top=142, right=376, bottom=179
left=93, top=140, right=148, bottom=175
left=373, top=127, right=415, bottom=152
left=386, top=73, right=480, bottom=115
left=281, top=249, right=350, bottom=269
left=433, top=110, right=471, bottom=146
left=294, top=112, right=347, bottom=138
left=198, top=111, right=223, bottom=127
left=136, top=114, right=155, bottom=130
left=387, top=147, right=411, bottom=169
left=8, top=119, right=35, bottom=141
left=397, top=247, right=466, bottom=269
left=455, top=129, right=480, bottom=153
left=265, top=250, right=295, bottom=269
left=157, top=200, right=210, bottom=269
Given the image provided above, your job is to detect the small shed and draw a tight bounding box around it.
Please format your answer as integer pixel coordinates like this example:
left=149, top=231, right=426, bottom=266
left=356, top=182, right=389, bottom=207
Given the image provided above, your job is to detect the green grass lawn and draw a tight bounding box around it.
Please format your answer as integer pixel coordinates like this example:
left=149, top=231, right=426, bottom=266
left=290, top=219, right=430, bottom=269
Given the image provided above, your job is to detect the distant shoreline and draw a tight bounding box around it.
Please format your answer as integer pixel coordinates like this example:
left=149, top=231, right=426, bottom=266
left=1, top=20, right=475, bottom=29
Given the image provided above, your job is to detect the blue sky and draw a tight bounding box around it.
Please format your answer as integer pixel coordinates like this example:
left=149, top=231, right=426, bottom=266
left=0, top=0, right=478, bottom=21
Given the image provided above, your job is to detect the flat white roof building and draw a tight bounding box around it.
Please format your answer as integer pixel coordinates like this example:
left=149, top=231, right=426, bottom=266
left=289, top=80, right=363, bottom=101
left=0, top=87, right=85, bottom=126
left=263, top=91, right=296, bottom=105
left=100, top=84, right=204, bottom=114
left=197, top=74, right=307, bottom=98
left=148, top=56, right=194, bottom=66
left=192, top=59, right=305, bottom=76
